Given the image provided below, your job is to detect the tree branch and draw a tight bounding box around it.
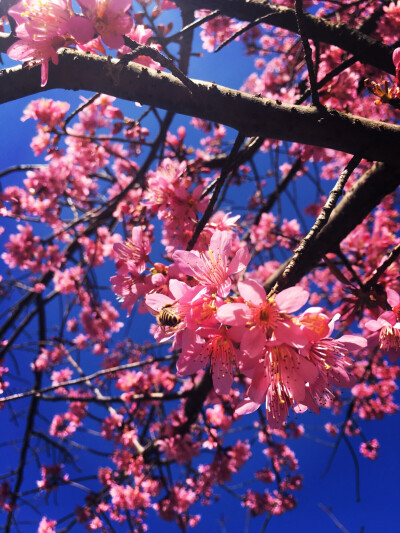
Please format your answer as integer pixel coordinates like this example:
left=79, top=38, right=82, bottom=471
left=173, top=0, right=395, bottom=74
left=1, top=50, right=400, bottom=163
left=265, top=161, right=400, bottom=290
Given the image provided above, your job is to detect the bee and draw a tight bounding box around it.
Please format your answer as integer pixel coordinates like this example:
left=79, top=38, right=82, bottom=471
left=156, top=304, right=181, bottom=328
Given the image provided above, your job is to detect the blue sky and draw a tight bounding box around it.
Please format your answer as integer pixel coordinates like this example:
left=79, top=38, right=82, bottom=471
left=1, top=10, right=400, bottom=533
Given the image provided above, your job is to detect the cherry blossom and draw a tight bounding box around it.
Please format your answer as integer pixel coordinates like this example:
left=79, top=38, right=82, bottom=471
left=360, top=439, right=380, bottom=460
left=76, top=0, right=133, bottom=49
left=365, top=288, right=400, bottom=362
left=217, top=280, right=309, bottom=357
left=2, top=0, right=400, bottom=530
left=173, top=229, right=250, bottom=298
left=7, top=0, right=93, bottom=85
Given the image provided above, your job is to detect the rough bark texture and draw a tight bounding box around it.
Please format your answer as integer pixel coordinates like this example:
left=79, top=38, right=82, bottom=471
left=265, top=162, right=400, bottom=290
left=1, top=50, right=400, bottom=163
left=174, top=0, right=395, bottom=74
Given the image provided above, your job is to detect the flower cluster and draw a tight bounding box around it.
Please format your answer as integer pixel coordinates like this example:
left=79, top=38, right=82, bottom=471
left=113, top=228, right=367, bottom=428
left=6, top=0, right=176, bottom=85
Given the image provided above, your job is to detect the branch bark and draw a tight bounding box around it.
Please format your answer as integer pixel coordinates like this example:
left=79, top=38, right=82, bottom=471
left=173, top=0, right=395, bottom=74
left=1, top=50, right=400, bottom=163
left=265, top=161, right=400, bottom=290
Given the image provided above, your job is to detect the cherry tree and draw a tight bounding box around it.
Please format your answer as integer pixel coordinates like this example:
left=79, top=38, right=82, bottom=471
left=0, top=0, right=399, bottom=531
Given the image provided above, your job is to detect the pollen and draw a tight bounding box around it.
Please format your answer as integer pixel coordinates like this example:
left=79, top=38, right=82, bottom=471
left=254, top=300, right=279, bottom=334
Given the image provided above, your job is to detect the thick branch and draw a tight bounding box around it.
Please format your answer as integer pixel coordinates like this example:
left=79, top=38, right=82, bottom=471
left=1, top=50, right=400, bottom=163
left=265, top=161, right=400, bottom=290
left=173, top=0, right=395, bottom=74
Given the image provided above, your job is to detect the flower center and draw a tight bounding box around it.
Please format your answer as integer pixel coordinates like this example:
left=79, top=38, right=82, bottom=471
left=379, top=325, right=400, bottom=351
left=254, top=300, right=279, bottom=336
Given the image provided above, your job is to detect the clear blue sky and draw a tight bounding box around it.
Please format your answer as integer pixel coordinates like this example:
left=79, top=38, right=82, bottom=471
left=1, top=16, right=400, bottom=533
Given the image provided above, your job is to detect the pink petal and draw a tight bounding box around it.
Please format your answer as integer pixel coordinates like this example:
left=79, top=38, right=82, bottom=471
left=293, top=403, right=308, bottom=413
left=210, top=230, right=231, bottom=262
left=176, top=352, right=204, bottom=376
left=386, top=288, right=400, bottom=308
left=227, top=246, right=250, bottom=276
left=328, top=366, right=355, bottom=388
left=379, top=311, right=396, bottom=326
left=387, top=349, right=400, bottom=363
left=298, top=355, right=319, bottom=383
left=235, top=399, right=261, bottom=416
left=169, top=278, right=191, bottom=299
left=337, top=335, right=367, bottom=350
left=241, top=327, right=266, bottom=357
left=266, top=399, right=289, bottom=429
left=76, top=0, right=93, bottom=9
left=172, top=249, right=200, bottom=277
left=217, top=277, right=232, bottom=298
left=110, top=0, right=133, bottom=10
left=247, top=370, right=269, bottom=404
left=238, top=279, right=266, bottom=305
left=281, top=368, right=306, bottom=403
left=216, top=303, right=249, bottom=326
left=275, top=321, right=309, bottom=348
left=65, top=15, right=94, bottom=43
left=296, top=387, right=320, bottom=414
left=145, top=293, right=173, bottom=313
left=227, top=325, right=248, bottom=344
left=393, top=47, right=400, bottom=68
left=102, top=32, right=125, bottom=50
left=213, top=368, right=233, bottom=395
left=365, top=319, right=384, bottom=332
left=177, top=331, right=206, bottom=376
left=275, top=286, right=309, bottom=313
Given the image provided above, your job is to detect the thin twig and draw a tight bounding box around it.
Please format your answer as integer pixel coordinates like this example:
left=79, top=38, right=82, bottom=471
left=63, top=93, right=100, bottom=128
left=214, top=13, right=275, bottom=53
left=121, top=37, right=198, bottom=93
left=167, top=10, right=221, bottom=43
left=343, top=434, right=361, bottom=502
left=365, top=242, right=400, bottom=289
left=186, top=132, right=245, bottom=250
left=295, top=0, right=322, bottom=108
left=318, top=503, right=350, bottom=533
left=0, top=164, right=45, bottom=178
left=0, top=354, right=177, bottom=404
left=6, top=295, right=46, bottom=532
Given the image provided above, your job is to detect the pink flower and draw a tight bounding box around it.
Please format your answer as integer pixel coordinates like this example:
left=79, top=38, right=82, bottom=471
left=217, top=280, right=309, bottom=357
left=157, top=434, right=200, bottom=464
left=365, top=288, right=400, bottom=362
left=236, top=343, right=320, bottom=428
left=37, top=464, right=69, bottom=492
left=360, top=438, right=380, bottom=460
left=118, top=25, right=162, bottom=69
left=145, top=279, right=203, bottom=344
left=110, top=483, right=151, bottom=511
left=38, top=517, right=57, bottom=533
left=393, top=47, right=400, bottom=84
left=177, top=326, right=239, bottom=394
left=7, top=0, right=93, bottom=86
left=113, top=226, right=151, bottom=274
left=77, top=0, right=133, bottom=49
left=235, top=311, right=367, bottom=427
left=22, top=98, right=70, bottom=127
left=110, top=270, right=147, bottom=317
left=173, top=230, right=250, bottom=298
